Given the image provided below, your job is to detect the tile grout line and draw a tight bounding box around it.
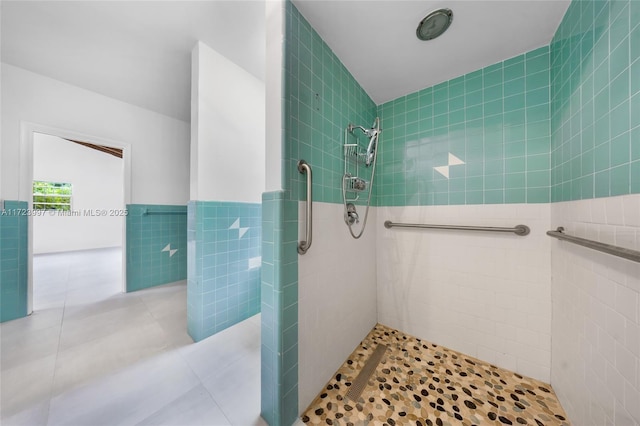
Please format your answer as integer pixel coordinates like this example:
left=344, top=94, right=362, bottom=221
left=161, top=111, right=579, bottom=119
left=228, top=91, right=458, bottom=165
left=175, top=321, right=261, bottom=425
left=175, top=341, right=236, bottom=426
left=43, top=259, right=71, bottom=426
left=199, top=386, right=235, bottom=426
left=170, top=297, right=233, bottom=425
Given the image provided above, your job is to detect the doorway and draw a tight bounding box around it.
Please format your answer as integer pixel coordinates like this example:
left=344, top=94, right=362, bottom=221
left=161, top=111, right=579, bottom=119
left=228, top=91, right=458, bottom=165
left=21, top=123, right=132, bottom=314
left=31, top=132, right=125, bottom=311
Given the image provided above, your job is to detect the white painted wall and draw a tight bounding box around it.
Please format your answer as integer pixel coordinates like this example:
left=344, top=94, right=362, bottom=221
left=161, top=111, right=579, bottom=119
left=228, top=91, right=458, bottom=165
left=265, top=0, right=284, bottom=192
left=0, top=6, right=3, bottom=200
left=190, top=42, right=265, bottom=202
left=298, top=202, right=378, bottom=412
left=1, top=63, right=190, bottom=204
left=550, top=195, right=640, bottom=426
left=33, top=133, right=123, bottom=254
left=376, top=204, right=552, bottom=382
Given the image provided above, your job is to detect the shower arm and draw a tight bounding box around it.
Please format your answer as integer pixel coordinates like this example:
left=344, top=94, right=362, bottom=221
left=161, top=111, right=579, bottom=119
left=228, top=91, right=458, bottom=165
left=347, top=124, right=368, bottom=134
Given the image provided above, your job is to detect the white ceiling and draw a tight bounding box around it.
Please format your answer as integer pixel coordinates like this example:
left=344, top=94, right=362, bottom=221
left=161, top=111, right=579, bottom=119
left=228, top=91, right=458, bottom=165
left=1, top=1, right=266, bottom=122
left=292, top=0, right=571, bottom=105
left=2, top=1, right=570, bottom=122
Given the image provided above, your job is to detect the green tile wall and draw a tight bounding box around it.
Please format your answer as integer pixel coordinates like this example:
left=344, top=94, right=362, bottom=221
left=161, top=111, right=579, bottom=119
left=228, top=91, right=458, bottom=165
left=187, top=201, right=261, bottom=342
left=282, top=0, right=640, bottom=210
left=260, top=191, right=298, bottom=426
left=126, top=204, right=187, bottom=292
left=550, top=0, right=640, bottom=200
left=1, top=201, right=29, bottom=323
left=285, top=2, right=377, bottom=203
left=376, top=47, right=552, bottom=206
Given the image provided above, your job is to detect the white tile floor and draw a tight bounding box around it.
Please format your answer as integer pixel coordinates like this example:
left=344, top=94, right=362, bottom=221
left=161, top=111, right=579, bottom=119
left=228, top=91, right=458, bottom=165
left=0, top=248, right=265, bottom=426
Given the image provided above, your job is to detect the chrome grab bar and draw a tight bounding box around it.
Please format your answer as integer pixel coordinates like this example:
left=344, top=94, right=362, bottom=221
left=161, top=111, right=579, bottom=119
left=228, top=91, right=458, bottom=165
left=384, top=221, right=530, bottom=236
left=298, top=160, right=312, bottom=254
left=142, top=209, right=186, bottom=216
left=547, top=227, right=640, bottom=263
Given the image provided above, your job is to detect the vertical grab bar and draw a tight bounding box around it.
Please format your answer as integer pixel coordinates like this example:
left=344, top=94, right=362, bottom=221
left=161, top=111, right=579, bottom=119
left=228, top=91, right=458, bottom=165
left=298, top=160, right=312, bottom=254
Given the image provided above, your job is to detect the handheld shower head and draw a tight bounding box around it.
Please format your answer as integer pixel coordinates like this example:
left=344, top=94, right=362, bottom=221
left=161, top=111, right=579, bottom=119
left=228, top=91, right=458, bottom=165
left=364, top=130, right=378, bottom=166
left=347, top=119, right=381, bottom=166
left=364, top=118, right=381, bottom=166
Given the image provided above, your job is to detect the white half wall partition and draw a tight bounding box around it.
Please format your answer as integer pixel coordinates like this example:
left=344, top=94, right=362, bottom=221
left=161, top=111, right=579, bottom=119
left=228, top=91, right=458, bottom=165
left=33, top=133, right=124, bottom=254
left=187, top=41, right=265, bottom=342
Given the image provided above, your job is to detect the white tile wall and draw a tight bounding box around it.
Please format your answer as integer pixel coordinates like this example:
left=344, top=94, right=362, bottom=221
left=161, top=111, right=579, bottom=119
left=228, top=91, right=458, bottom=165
left=550, top=195, right=640, bottom=426
left=298, top=196, right=639, bottom=424
left=297, top=202, right=377, bottom=412
left=375, top=204, right=553, bottom=382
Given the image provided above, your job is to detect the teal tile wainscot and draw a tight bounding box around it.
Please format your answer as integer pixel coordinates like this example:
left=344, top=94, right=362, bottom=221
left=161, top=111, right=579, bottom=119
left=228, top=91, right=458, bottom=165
left=126, top=204, right=187, bottom=292
left=187, top=201, right=261, bottom=342
left=260, top=191, right=298, bottom=426
left=0, top=201, right=29, bottom=323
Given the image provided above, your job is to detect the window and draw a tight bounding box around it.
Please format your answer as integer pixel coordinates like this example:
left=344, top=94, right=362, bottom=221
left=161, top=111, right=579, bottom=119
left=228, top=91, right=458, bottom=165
left=33, top=181, right=73, bottom=211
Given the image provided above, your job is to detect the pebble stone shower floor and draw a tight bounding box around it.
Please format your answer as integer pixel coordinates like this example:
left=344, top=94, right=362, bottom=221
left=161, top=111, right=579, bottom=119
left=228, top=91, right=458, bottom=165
left=302, top=324, right=569, bottom=426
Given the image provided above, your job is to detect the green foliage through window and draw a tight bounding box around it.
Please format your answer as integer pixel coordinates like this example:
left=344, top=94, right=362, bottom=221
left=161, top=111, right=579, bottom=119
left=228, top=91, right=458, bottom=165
left=33, top=181, right=72, bottom=211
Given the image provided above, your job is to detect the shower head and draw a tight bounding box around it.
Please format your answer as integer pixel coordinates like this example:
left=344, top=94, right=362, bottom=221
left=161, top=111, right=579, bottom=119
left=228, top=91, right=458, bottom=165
left=364, top=131, right=378, bottom=166
left=347, top=118, right=381, bottom=166
left=416, top=8, right=453, bottom=41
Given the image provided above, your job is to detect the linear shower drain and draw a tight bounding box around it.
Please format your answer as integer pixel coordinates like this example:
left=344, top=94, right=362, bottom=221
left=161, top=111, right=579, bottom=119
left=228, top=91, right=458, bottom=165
left=345, top=344, right=388, bottom=402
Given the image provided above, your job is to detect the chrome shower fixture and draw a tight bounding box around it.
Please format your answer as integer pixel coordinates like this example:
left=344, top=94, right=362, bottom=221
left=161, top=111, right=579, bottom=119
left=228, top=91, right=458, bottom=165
left=348, top=121, right=380, bottom=167
left=416, top=8, right=453, bottom=41
left=345, top=203, right=359, bottom=225
left=364, top=127, right=379, bottom=166
left=352, top=177, right=367, bottom=191
left=342, top=117, right=381, bottom=239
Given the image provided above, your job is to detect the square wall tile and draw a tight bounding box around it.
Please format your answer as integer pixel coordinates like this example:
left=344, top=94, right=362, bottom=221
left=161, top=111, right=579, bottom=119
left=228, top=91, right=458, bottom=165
left=550, top=0, right=638, bottom=201
left=126, top=204, right=187, bottom=292
left=377, top=47, right=551, bottom=206
left=187, top=201, right=261, bottom=342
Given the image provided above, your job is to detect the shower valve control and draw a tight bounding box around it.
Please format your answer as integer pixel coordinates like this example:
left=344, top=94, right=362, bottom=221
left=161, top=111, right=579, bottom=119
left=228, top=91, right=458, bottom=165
left=346, top=203, right=359, bottom=225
